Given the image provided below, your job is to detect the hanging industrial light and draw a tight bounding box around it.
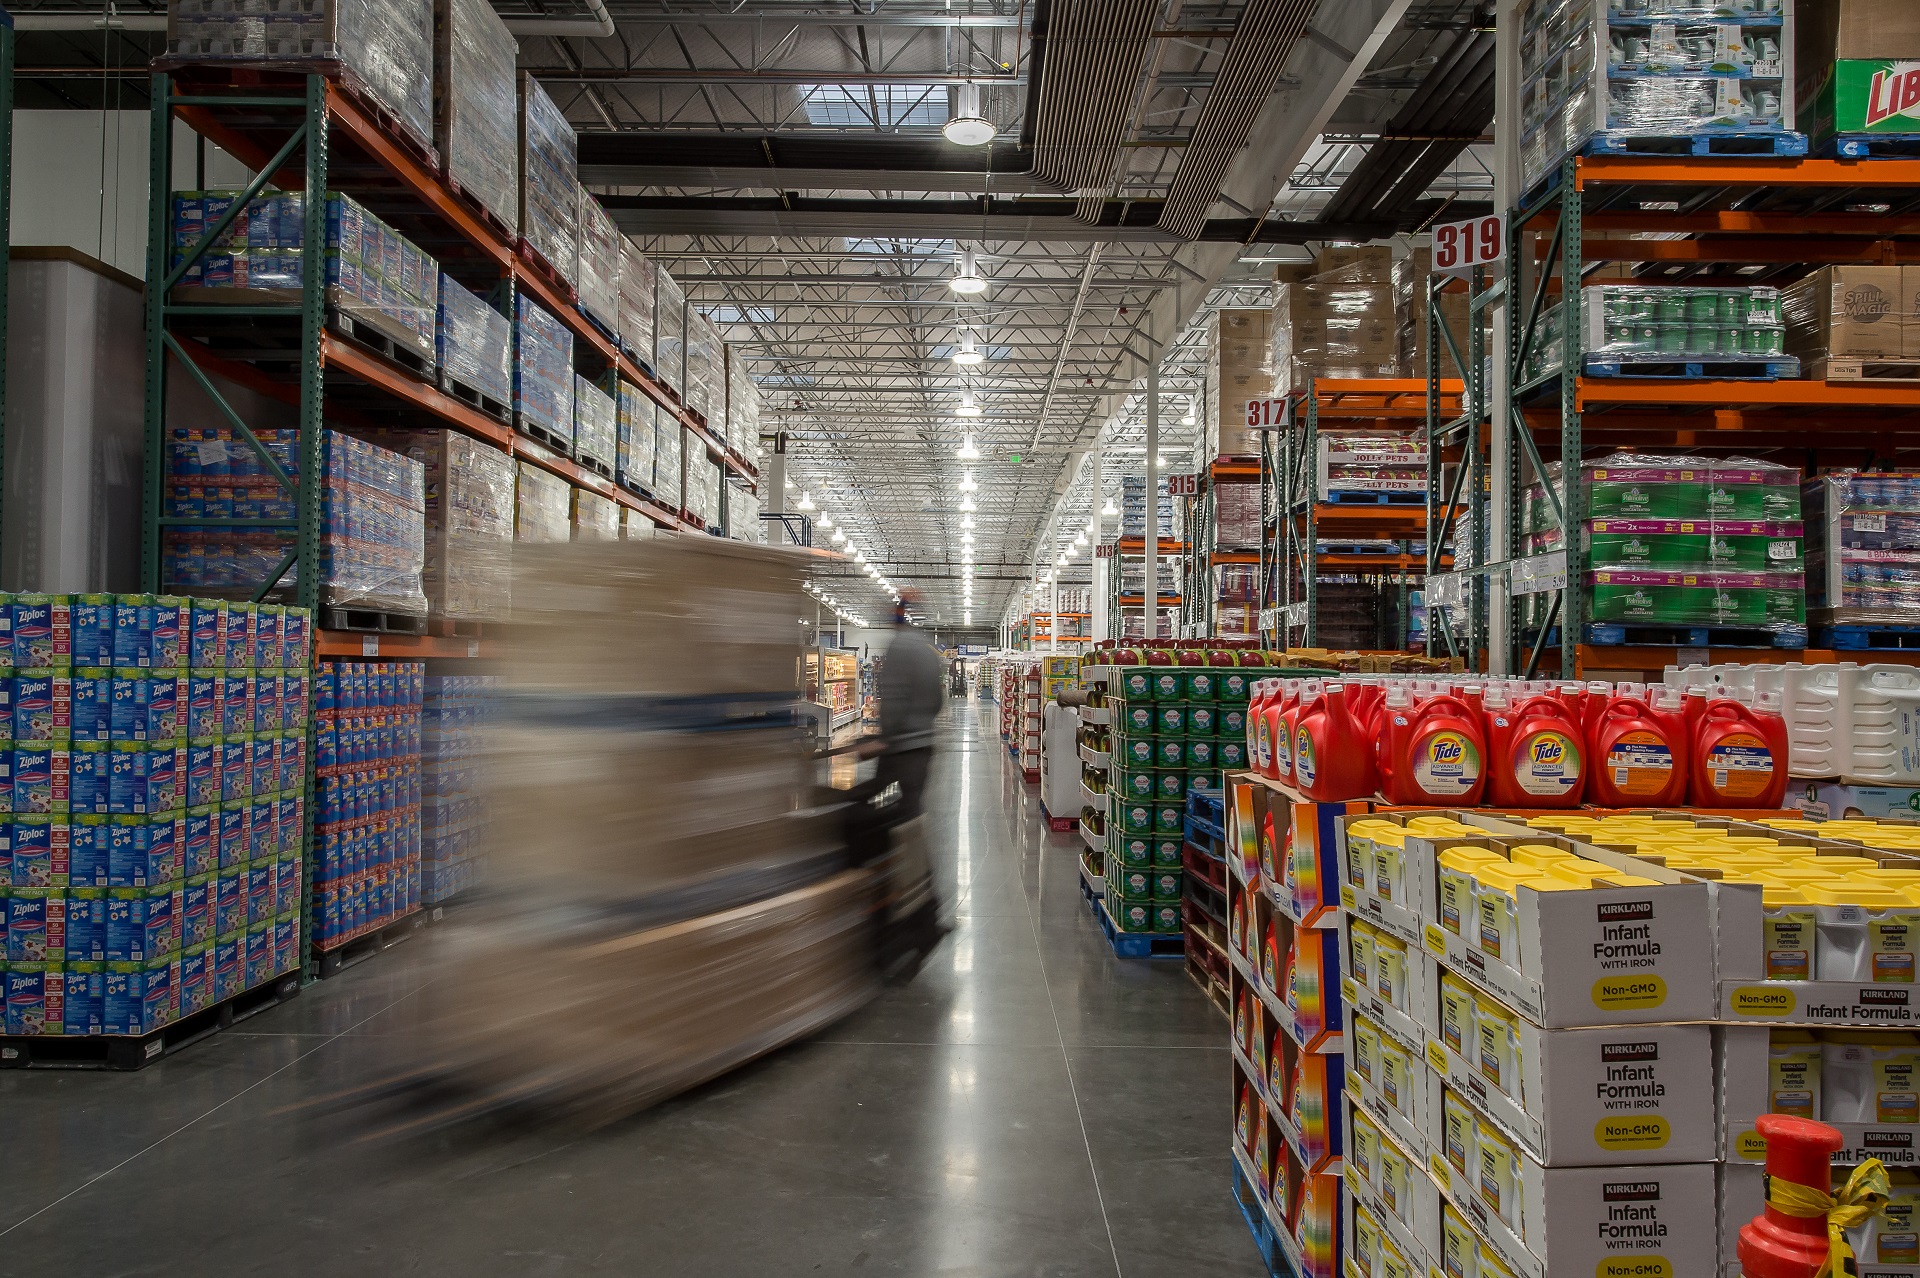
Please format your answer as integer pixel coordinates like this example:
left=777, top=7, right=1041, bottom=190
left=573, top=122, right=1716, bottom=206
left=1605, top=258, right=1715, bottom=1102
left=1102, top=496, right=1118, bottom=517
left=958, top=470, right=978, bottom=494
left=796, top=491, right=814, bottom=511
left=952, top=331, right=984, bottom=366
left=957, top=433, right=981, bottom=460
left=817, top=514, right=832, bottom=529
left=1074, top=531, right=1088, bottom=547
left=959, top=497, right=977, bottom=513
left=960, top=515, right=976, bottom=530
left=955, top=391, right=983, bottom=418
left=949, top=246, right=988, bottom=295
left=830, top=529, right=846, bottom=545
left=942, top=82, right=994, bottom=146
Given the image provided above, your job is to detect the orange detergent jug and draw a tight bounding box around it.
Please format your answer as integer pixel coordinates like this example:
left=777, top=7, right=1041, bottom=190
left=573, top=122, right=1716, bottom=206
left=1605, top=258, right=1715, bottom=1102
left=1382, top=691, right=1486, bottom=805
left=1587, top=692, right=1688, bottom=806
left=1294, top=681, right=1377, bottom=800
left=1259, top=680, right=1299, bottom=779
left=1691, top=694, right=1788, bottom=808
left=1484, top=687, right=1587, bottom=808
left=1275, top=680, right=1320, bottom=785
left=1250, top=680, right=1279, bottom=775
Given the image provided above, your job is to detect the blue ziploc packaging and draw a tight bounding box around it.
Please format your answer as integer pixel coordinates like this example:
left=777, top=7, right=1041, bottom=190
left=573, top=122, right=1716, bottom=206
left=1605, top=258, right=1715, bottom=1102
left=7, top=890, right=66, bottom=962
left=272, top=916, right=296, bottom=974
left=254, top=675, right=282, bottom=733
left=178, top=944, right=210, bottom=1018
left=182, top=805, right=216, bottom=877
left=110, top=671, right=183, bottom=743
left=71, top=668, right=111, bottom=742
left=246, top=862, right=273, bottom=925
left=109, top=814, right=181, bottom=888
left=66, top=890, right=105, bottom=962
left=277, top=734, right=304, bottom=794
left=283, top=672, right=309, bottom=729
left=250, top=739, right=276, bottom=799
left=11, top=746, right=69, bottom=814
left=186, top=671, right=223, bottom=740
left=4, top=967, right=66, bottom=1035
left=184, top=741, right=219, bottom=808
left=111, top=595, right=154, bottom=667
left=277, top=793, right=302, bottom=859
left=11, top=595, right=72, bottom=669
left=189, top=600, right=225, bottom=669
left=10, top=817, right=70, bottom=888
left=282, top=609, right=309, bottom=671
left=181, top=875, right=214, bottom=950
left=244, top=920, right=273, bottom=990
left=109, top=743, right=180, bottom=816
left=150, top=597, right=188, bottom=670
left=221, top=605, right=252, bottom=672
left=218, top=803, right=250, bottom=870
left=252, top=605, right=283, bottom=671
left=69, top=814, right=109, bottom=887
left=65, top=963, right=103, bottom=1034
left=103, top=955, right=177, bottom=1035
left=221, top=673, right=254, bottom=737
left=212, top=932, right=241, bottom=1001
left=71, top=594, right=116, bottom=666
left=275, top=853, right=300, bottom=917
left=106, top=885, right=179, bottom=963
left=249, top=799, right=276, bottom=862
left=13, top=673, right=71, bottom=743
left=220, top=736, right=253, bottom=804
left=214, top=866, right=245, bottom=937
left=69, top=742, right=110, bottom=815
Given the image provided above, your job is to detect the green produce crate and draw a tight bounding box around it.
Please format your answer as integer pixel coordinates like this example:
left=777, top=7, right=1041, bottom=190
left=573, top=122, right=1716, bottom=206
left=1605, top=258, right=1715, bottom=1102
left=1116, top=735, right=1156, bottom=767
left=1117, top=668, right=1153, bottom=700
left=1120, top=703, right=1156, bottom=736
left=1155, top=769, right=1188, bottom=802
left=1120, top=768, right=1156, bottom=801
left=1112, top=899, right=1157, bottom=933
left=1119, top=801, right=1155, bottom=834
left=1153, top=836, right=1183, bottom=867
left=1148, top=669, right=1183, bottom=700
left=1151, top=868, right=1184, bottom=901
left=1219, top=705, right=1248, bottom=738
left=1185, top=669, right=1219, bottom=701
left=1114, top=834, right=1152, bottom=867
left=1155, top=738, right=1186, bottom=768
left=1150, top=902, right=1182, bottom=934
left=1156, top=704, right=1188, bottom=735
left=1187, top=738, right=1218, bottom=769
left=1187, top=704, right=1219, bottom=736
left=1217, top=740, right=1248, bottom=770
left=1154, top=803, right=1185, bottom=835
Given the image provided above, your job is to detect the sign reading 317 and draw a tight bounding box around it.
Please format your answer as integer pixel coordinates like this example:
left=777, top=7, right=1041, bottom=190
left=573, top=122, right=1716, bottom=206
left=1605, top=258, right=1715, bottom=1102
left=1432, top=212, right=1506, bottom=279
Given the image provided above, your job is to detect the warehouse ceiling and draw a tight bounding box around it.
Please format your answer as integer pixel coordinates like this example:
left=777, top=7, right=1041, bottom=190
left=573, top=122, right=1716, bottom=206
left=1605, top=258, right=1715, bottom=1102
left=8, top=0, right=1492, bottom=631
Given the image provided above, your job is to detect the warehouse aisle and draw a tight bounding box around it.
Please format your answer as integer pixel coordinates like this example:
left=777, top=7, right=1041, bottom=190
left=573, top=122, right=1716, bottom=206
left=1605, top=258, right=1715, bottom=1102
left=0, top=701, right=1259, bottom=1277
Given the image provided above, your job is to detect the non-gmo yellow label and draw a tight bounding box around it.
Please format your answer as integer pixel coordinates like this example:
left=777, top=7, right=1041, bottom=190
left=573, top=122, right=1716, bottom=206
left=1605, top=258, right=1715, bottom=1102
left=1592, top=974, right=1667, bottom=1011
left=1597, top=1259, right=1672, bottom=1278
left=1730, top=985, right=1797, bottom=1018
left=1341, top=885, right=1357, bottom=909
left=1429, top=1151, right=1453, bottom=1185
left=1426, top=1040, right=1449, bottom=1074
left=1425, top=923, right=1449, bottom=956
left=1594, top=1116, right=1671, bottom=1151
left=1734, top=1129, right=1768, bottom=1162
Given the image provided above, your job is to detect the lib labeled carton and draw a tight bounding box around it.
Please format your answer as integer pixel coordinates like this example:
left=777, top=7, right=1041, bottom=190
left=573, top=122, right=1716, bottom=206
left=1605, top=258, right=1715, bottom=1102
left=1797, top=0, right=1920, bottom=148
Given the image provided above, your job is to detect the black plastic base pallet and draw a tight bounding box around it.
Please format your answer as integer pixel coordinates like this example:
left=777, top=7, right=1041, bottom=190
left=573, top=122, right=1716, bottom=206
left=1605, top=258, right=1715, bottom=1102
left=575, top=454, right=615, bottom=481
left=1583, top=355, right=1797, bottom=381
left=1814, top=624, right=1920, bottom=652
left=0, top=972, right=300, bottom=1070
left=318, top=606, right=429, bottom=636
left=1826, top=133, right=1920, bottom=159
left=314, top=909, right=426, bottom=978
left=328, top=310, right=432, bottom=379
left=1585, top=622, right=1807, bottom=650
left=514, top=417, right=574, bottom=458
left=1089, top=891, right=1184, bottom=959
left=438, top=372, right=511, bottom=424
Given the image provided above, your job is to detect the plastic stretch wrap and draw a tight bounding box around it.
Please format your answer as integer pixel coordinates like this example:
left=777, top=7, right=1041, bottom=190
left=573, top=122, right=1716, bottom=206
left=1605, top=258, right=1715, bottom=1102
left=620, top=507, right=654, bottom=540
left=319, top=431, right=428, bottom=616
left=1209, top=309, right=1272, bottom=457
left=570, top=489, right=621, bottom=542
left=421, top=673, right=495, bottom=904
left=654, top=267, right=687, bottom=397
left=514, top=462, right=572, bottom=545
left=576, top=185, right=620, bottom=333
left=313, top=661, right=423, bottom=946
left=517, top=73, right=577, bottom=286
left=513, top=293, right=574, bottom=447
left=728, top=482, right=762, bottom=542
left=1519, top=0, right=1792, bottom=191
left=348, top=428, right=514, bottom=621
left=1807, top=472, right=1920, bottom=624
left=1120, top=475, right=1173, bottom=539
left=1517, top=300, right=1569, bottom=384
left=1318, top=430, right=1426, bottom=494
left=655, top=422, right=684, bottom=511
left=617, top=243, right=655, bottom=364
left=436, top=273, right=511, bottom=406
left=1582, top=283, right=1789, bottom=364
left=1273, top=266, right=1400, bottom=396
left=726, top=352, right=760, bottom=464
left=683, top=455, right=716, bottom=529
left=1782, top=266, right=1920, bottom=364
left=685, top=311, right=721, bottom=427
left=1213, top=564, right=1257, bottom=603
left=171, top=190, right=438, bottom=361
left=1214, top=481, right=1261, bottom=548
left=166, top=0, right=435, bottom=159
left=573, top=376, right=617, bottom=474
left=1578, top=453, right=1805, bottom=635
left=616, top=381, right=657, bottom=494
left=1393, top=248, right=1487, bottom=375
left=432, top=0, right=517, bottom=233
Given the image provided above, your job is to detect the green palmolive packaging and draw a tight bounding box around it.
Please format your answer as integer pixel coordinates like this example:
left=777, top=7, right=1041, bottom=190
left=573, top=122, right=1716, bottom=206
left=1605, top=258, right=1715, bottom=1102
left=1586, top=571, right=1805, bottom=627
left=1585, top=519, right=1804, bottom=573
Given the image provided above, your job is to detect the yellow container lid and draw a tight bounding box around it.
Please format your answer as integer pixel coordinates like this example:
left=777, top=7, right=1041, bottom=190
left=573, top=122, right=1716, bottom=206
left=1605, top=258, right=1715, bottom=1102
left=1598, top=874, right=1663, bottom=887
left=1439, top=847, right=1502, bottom=870
left=1800, top=856, right=1882, bottom=873
left=1799, top=883, right=1920, bottom=910
left=1508, top=844, right=1577, bottom=868
left=1752, top=881, right=1812, bottom=909
left=1472, top=863, right=1557, bottom=895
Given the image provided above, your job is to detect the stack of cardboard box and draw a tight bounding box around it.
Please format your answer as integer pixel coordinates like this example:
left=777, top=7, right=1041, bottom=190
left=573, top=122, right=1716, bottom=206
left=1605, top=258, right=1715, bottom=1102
left=1783, top=264, right=1920, bottom=374
left=1210, top=309, right=1274, bottom=458
left=1797, top=0, right=1920, bottom=152
left=1392, top=247, right=1481, bottom=379
left=1273, top=248, right=1398, bottom=397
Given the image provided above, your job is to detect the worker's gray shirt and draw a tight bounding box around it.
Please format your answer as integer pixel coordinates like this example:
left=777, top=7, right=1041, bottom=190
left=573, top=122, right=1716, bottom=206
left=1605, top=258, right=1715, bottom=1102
left=877, top=625, right=944, bottom=753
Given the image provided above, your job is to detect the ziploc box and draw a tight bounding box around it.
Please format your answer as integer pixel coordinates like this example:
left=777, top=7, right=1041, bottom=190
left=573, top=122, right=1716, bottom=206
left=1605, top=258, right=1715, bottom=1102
left=109, top=671, right=175, bottom=743
left=249, top=799, right=276, bottom=862
left=181, top=876, right=214, bottom=950
left=246, top=861, right=274, bottom=925
left=65, top=963, right=103, bottom=1034
left=186, top=671, right=222, bottom=740
left=178, top=944, right=210, bottom=1018
left=221, top=604, right=253, bottom=672
left=244, top=919, right=272, bottom=989
left=103, top=955, right=176, bottom=1035
left=189, top=600, right=225, bottom=669
left=70, top=668, right=111, bottom=741
left=7, top=891, right=66, bottom=961
left=221, top=673, right=254, bottom=737
left=283, top=671, right=309, bottom=729
left=218, top=803, right=250, bottom=870
left=69, top=742, right=109, bottom=815
left=11, top=594, right=72, bottom=668
left=282, top=609, right=309, bottom=671
left=4, top=967, right=67, bottom=1035
left=11, top=746, right=70, bottom=814
left=275, top=853, right=300, bottom=917
left=106, top=886, right=180, bottom=962
left=277, top=793, right=302, bottom=858
left=272, top=916, right=296, bottom=974
left=212, top=932, right=241, bottom=1001
left=10, top=817, right=70, bottom=887
left=68, top=815, right=109, bottom=887
left=252, top=604, right=283, bottom=671
left=254, top=674, right=282, bottom=733
left=149, top=596, right=188, bottom=670
left=108, top=814, right=180, bottom=888
left=112, top=596, right=155, bottom=668
left=13, top=673, right=71, bottom=742
left=184, top=741, right=219, bottom=808
left=71, top=594, right=115, bottom=666
left=220, top=735, right=253, bottom=803
left=277, top=733, right=303, bottom=794
left=214, top=866, right=245, bottom=936
left=250, top=739, right=277, bottom=798
left=65, top=890, right=105, bottom=961
left=182, top=805, right=216, bottom=877
left=109, top=742, right=180, bottom=816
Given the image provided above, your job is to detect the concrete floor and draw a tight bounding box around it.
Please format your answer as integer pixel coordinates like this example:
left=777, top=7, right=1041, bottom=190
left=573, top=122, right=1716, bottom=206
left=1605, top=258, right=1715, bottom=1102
left=0, top=702, right=1263, bottom=1277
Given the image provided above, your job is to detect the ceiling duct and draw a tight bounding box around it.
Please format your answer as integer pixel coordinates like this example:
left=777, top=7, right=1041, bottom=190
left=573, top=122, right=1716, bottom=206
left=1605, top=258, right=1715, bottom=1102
left=1155, top=0, right=1317, bottom=241
left=1024, top=0, right=1159, bottom=224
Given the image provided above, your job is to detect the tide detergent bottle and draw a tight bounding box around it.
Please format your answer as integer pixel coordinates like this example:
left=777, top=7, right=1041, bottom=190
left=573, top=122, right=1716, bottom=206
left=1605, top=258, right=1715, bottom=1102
left=1691, top=690, right=1789, bottom=808
left=1483, top=685, right=1587, bottom=808
left=1249, top=680, right=1279, bottom=775
left=1276, top=681, right=1321, bottom=785
left=1293, top=682, right=1376, bottom=800
left=1586, top=689, right=1689, bottom=806
left=1258, top=680, right=1299, bottom=779
left=1382, top=690, right=1487, bottom=805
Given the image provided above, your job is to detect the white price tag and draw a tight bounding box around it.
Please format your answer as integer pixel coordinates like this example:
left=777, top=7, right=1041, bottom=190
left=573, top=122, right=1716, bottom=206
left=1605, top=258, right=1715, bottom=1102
left=1243, top=398, right=1287, bottom=430
left=361, top=634, right=379, bottom=656
left=468, top=640, right=481, bottom=657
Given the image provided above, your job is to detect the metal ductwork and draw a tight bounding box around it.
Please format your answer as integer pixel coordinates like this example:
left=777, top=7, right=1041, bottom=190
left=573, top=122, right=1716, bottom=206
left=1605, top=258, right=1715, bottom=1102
left=502, top=0, right=614, bottom=38
left=1155, top=0, right=1317, bottom=241
left=1024, top=0, right=1159, bottom=224
left=12, top=11, right=167, bottom=30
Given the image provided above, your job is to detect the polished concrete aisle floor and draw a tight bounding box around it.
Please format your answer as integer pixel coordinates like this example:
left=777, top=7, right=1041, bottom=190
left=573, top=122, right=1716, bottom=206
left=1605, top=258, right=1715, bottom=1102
left=0, top=702, right=1263, bottom=1277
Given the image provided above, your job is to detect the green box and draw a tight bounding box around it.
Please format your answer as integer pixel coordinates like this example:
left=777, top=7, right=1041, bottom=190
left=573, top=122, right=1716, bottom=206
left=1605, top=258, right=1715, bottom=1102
left=1586, top=573, right=1805, bottom=627
left=1150, top=868, right=1184, bottom=901
left=1152, top=836, right=1183, bottom=867
left=1110, top=865, right=1153, bottom=900
left=1217, top=740, right=1248, bottom=771
left=1155, top=769, right=1188, bottom=802
left=1119, top=801, right=1155, bottom=834
left=1150, top=902, right=1182, bottom=934
left=1147, top=669, right=1183, bottom=701
left=1117, top=668, right=1153, bottom=700
left=1187, top=738, right=1218, bottom=769
left=1184, top=669, right=1219, bottom=701
left=1111, top=899, right=1156, bottom=933
left=1121, top=769, right=1156, bottom=801
left=1156, top=704, right=1188, bottom=736
left=1187, top=704, right=1220, bottom=736
left=1586, top=524, right=1708, bottom=570
left=1114, top=835, right=1152, bottom=868
left=1120, top=703, right=1156, bottom=736
left=1218, top=705, right=1248, bottom=739
left=1807, top=59, right=1920, bottom=142
left=1116, top=735, right=1155, bottom=767
left=1155, top=738, right=1185, bottom=768
left=1154, top=803, right=1185, bottom=835
left=1221, top=671, right=1254, bottom=700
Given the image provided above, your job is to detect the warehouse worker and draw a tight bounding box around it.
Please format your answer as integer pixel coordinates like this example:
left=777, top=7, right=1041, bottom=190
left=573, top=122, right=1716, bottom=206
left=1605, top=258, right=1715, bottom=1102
left=855, top=590, right=944, bottom=818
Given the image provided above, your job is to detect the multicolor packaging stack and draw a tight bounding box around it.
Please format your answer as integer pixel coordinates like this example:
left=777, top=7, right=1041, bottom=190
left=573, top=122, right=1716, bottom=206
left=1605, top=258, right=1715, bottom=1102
left=576, top=184, right=621, bottom=335
left=312, top=661, right=422, bottom=948
left=573, top=375, right=617, bottom=476
left=432, top=0, right=518, bottom=234
left=316, top=431, right=428, bottom=617
left=160, top=424, right=298, bottom=593
left=654, top=269, right=687, bottom=394
left=421, top=674, right=492, bottom=905
left=0, top=594, right=310, bottom=1038
left=617, top=243, right=655, bottom=367
left=1807, top=471, right=1920, bottom=625
left=514, top=463, right=572, bottom=545
left=1122, top=475, right=1173, bottom=539
left=513, top=293, right=575, bottom=449
left=169, top=190, right=440, bottom=364
left=615, top=380, right=659, bottom=496
left=347, top=428, right=514, bottom=622
left=572, top=490, right=620, bottom=542
left=516, top=72, right=578, bottom=286
left=436, top=273, right=512, bottom=407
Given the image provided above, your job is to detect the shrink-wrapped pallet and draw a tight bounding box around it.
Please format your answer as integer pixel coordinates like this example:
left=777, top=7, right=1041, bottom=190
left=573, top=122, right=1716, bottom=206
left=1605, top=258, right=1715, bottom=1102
left=577, top=183, right=621, bottom=334
left=654, top=267, right=687, bottom=398
left=616, top=380, right=658, bottom=495
left=618, top=243, right=656, bottom=365
left=573, top=375, right=617, bottom=476
left=348, top=428, right=514, bottom=621
left=514, top=462, right=571, bottom=544
left=432, top=0, right=517, bottom=233
left=318, top=431, right=428, bottom=616
left=165, top=0, right=435, bottom=161
left=518, top=72, right=578, bottom=286
left=513, top=293, right=574, bottom=449
left=571, top=489, right=621, bottom=542
left=436, top=273, right=511, bottom=408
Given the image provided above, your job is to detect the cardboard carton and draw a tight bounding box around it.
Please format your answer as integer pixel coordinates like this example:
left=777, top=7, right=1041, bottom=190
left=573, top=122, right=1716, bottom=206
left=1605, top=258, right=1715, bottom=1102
left=1783, top=265, right=1906, bottom=359
left=1797, top=1, right=1920, bottom=143
left=1312, top=245, right=1393, bottom=283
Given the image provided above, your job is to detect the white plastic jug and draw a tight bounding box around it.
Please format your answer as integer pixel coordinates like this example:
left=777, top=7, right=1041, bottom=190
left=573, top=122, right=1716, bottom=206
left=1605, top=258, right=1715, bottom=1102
left=1847, top=665, right=1920, bottom=786
left=1779, top=663, right=1848, bottom=780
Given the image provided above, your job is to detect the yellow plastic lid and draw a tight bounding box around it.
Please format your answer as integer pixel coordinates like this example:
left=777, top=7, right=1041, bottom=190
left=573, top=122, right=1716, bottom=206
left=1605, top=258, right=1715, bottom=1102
left=1754, top=882, right=1811, bottom=909
left=1439, top=847, right=1502, bottom=871
left=1472, top=863, right=1557, bottom=895
left=1799, top=856, right=1882, bottom=873
left=1798, top=883, right=1920, bottom=910
left=1596, top=874, right=1662, bottom=887
left=1508, top=845, right=1577, bottom=869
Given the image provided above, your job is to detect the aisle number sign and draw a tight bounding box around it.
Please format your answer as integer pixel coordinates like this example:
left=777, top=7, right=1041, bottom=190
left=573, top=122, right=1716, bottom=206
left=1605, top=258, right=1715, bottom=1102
left=1432, top=212, right=1506, bottom=278
left=1166, top=472, right=1201, bottom=497
left=1243, top=397, right=1287, bottom=429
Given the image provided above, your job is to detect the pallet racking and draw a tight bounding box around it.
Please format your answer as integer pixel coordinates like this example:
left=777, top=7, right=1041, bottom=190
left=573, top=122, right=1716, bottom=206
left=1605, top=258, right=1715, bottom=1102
left=1105, top=535, right=1186, bottom=640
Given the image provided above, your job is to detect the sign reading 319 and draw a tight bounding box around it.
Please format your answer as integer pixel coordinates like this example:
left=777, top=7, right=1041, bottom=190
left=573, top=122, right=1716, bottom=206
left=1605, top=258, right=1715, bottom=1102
left=1432, top=212, right=1506, bottom=278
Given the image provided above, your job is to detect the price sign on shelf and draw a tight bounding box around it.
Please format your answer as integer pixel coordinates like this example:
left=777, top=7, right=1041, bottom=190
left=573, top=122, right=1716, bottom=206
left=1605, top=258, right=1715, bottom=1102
left=1166, top=472, right=1201, bottom=497
left=1243, top=398, right=1288, bottom=430
left=1432, top=211, right=1507, bottom=278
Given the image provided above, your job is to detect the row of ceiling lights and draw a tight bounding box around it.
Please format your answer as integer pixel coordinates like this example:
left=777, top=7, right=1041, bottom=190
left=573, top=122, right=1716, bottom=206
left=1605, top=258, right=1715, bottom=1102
left=790, top=485, right=901, bottom=608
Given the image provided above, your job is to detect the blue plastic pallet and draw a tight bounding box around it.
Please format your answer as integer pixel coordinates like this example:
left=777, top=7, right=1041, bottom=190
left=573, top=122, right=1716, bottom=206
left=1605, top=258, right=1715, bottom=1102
left=1586, top=129, right=1808, bottom=160
left=1089, top=892, right=1184, bottom=959
left=1825, top=134, right=1920, bottom=160
left=1814, top=624, right=1920, bottom=652
left=1187, top=786, right=1225, bottom=827
left=1229, top=1155, right=1295, bottom=1278
left=1583, top=355, right=1798, bottom=381
left=1322, top=490, right=1424, bottom=506
left=1584, top=622, right=1807, bottom=650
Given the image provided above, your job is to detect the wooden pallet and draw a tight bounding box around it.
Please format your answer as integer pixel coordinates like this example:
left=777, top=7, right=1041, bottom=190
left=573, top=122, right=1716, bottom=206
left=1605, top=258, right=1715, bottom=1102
left=314, top=909, right=426, bottom=979
left=0, top=971, right=299, bottom=1070
left=575, top=453, right=615, bottom=481
left=515, top=236, right=578, bottom=302
left=438, top=371, right=511, bottom=424
left=514, top=416, right=575, bottom=458
left=1809, top=355, right=1920, bottom=384
left=440, top=171, right=519, bottom=245
left=318, top=606, right=429, bottom=636
left=328, top=309, right=432, bottom=379
left=427, top=616, right=486, bottom=639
